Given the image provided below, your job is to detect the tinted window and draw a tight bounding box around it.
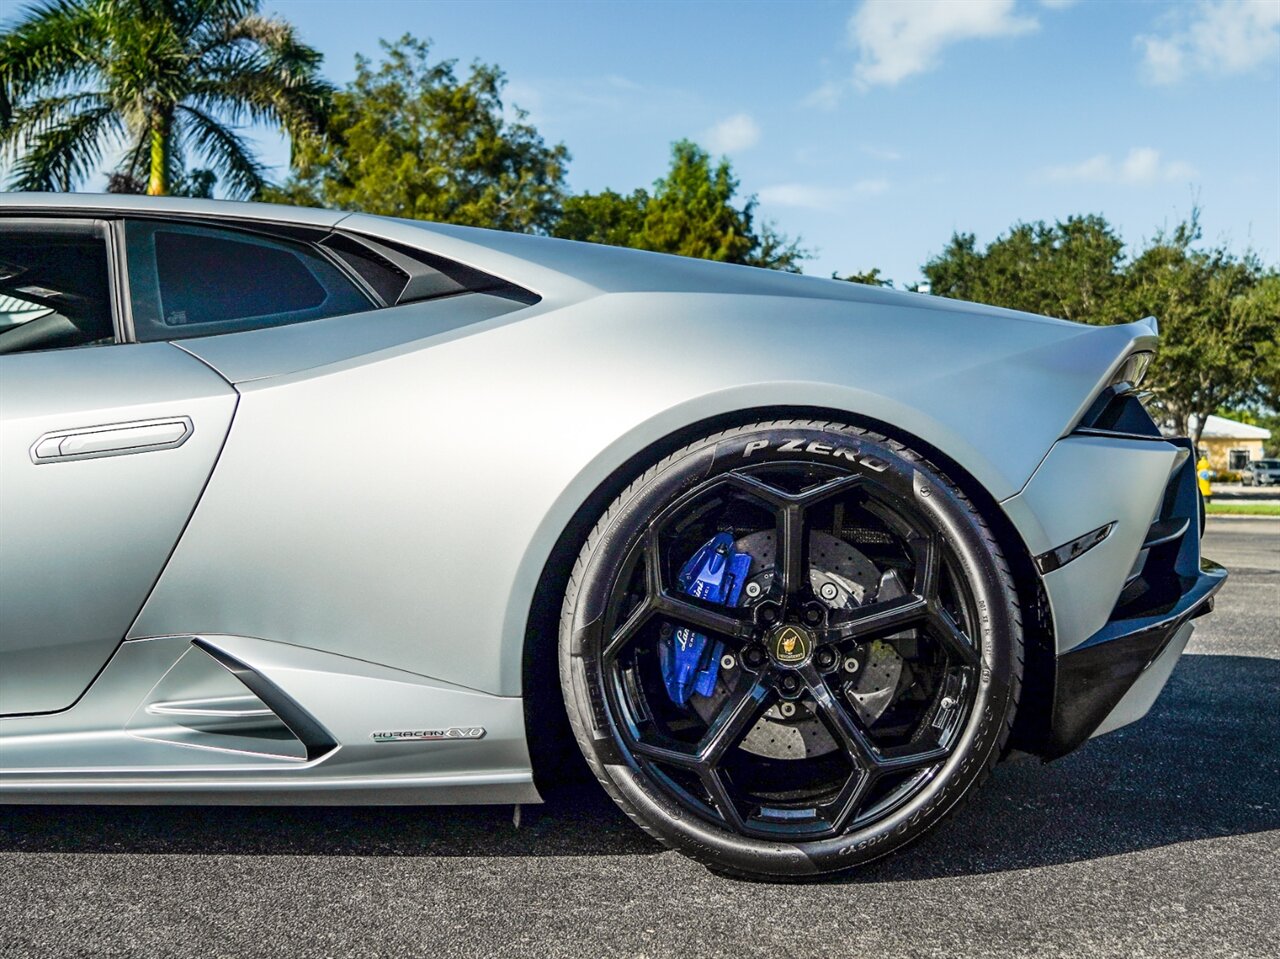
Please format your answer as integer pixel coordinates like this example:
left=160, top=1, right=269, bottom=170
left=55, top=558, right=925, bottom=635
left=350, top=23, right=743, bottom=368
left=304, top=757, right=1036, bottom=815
left=127, top=222, right=372, bottom=341
left=0, top=219, right=115, bottom=354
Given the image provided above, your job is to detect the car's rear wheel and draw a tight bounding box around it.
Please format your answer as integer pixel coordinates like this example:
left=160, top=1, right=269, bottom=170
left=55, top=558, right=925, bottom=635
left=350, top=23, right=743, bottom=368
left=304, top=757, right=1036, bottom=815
left=559, top=420, right=1022, bottom=879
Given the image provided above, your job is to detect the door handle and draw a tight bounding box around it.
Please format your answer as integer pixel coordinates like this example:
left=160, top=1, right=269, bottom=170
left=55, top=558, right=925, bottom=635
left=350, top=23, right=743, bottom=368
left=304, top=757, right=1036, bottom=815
left=30, top=416, right=193, bottom=464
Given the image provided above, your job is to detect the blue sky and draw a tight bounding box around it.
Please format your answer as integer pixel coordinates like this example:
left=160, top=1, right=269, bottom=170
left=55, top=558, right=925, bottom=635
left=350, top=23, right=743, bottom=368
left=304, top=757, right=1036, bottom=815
left=33, top=0, right=1280, bottom=283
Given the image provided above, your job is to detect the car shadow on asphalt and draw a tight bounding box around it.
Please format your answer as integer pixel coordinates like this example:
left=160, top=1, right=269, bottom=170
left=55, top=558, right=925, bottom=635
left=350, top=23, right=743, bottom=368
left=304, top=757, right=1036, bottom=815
left=2, top=654, right=1276, bottom=880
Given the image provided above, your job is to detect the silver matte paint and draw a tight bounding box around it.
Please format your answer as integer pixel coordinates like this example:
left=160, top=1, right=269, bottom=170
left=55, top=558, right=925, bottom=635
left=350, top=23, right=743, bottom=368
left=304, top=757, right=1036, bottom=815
left=132, top=291, right=1158, bottom=696
left=0, top=635, right=536, bottom=804
left=0, top=342, right=236, bottom=714
left=1000, top=435, right=1183, bottom=652
left=0, top=194, right=1180, bottom=801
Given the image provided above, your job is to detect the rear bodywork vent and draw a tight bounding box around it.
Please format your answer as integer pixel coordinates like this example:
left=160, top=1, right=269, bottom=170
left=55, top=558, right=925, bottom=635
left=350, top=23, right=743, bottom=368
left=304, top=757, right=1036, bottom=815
left=1111, top=439, right=1202, bottom=620
left=1043, top=436, right=1224, bottom=758
left=321, top=231, right=540, bottom=308
left=1073, top=385, right=1163, bottom=441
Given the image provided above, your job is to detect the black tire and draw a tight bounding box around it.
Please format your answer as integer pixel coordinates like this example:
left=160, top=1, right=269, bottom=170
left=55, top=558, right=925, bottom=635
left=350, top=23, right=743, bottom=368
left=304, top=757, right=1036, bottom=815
left=559, top=420, right=1023, bottom=879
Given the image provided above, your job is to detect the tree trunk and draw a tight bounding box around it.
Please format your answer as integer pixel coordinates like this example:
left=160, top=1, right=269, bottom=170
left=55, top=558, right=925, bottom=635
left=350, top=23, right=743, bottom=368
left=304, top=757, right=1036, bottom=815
left=1190, top=409, right=1208, bottom=452
left=146, top=110, right=171, bottom=196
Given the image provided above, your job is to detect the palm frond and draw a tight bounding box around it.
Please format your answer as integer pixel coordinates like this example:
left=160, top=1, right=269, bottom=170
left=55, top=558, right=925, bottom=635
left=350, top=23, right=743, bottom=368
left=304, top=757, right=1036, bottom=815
left=177, top=102, right=264, bottom=198
left=0, top=90, right=106, bottom=154
left=193, top=10, right=310, bottom=61
left=0, top=0, right=108, bottom=97
left=186, top=67, right=329, bottom=135
left=184, top=0, right=257, bottom=44
left=9, top=103, right=121, bottom=190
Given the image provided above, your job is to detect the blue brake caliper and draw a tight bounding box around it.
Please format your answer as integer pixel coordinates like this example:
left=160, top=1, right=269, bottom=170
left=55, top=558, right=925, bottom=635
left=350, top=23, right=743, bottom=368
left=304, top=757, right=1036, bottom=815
left=659, top=531, right=753, bottom=706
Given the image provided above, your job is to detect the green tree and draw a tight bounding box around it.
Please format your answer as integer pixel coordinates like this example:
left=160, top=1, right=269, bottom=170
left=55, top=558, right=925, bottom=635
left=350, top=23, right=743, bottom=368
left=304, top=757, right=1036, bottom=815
left=552, top=140, right=807, bottom=271
left=1240, top=274, right=1280, bottom=418
left=556, top=188, right=649, bottom=247
left=274, top=35, right=569, bottom=233
left=922, top=215, right=1128, bottom=324
left=834, top=267, right=892, bottom=287
left=0, top=0, right=329, bottom=197
left=1123, top=219, right=1279, bottom=447
left=922, top=211, right=1278, bottom=448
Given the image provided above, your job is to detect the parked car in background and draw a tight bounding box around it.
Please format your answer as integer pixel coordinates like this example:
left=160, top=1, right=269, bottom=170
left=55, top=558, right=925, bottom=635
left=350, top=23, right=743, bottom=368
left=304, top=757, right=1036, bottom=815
left=1242, top=459, right=1280, bottom=486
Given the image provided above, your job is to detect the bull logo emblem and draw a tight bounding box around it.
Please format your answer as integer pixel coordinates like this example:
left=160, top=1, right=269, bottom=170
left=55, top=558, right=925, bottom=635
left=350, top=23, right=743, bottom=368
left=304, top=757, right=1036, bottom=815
left=773, top=626, right=808, bottom=664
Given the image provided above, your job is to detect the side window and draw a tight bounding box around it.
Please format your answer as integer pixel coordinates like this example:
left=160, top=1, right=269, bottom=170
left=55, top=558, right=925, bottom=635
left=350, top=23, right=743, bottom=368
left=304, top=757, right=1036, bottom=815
left=0, top=219, right=116, bottom=355
left=125, top=221, right=373, bottom=341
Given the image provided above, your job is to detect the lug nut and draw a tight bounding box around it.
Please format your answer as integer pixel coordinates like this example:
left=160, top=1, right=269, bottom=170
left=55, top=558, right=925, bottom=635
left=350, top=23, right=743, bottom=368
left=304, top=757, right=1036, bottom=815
left=820, top=583, right=839, bottom=601
left=744, top=646, right=767, bottom=669
left=760, top=605, right=777, bottom=624
left=816, top=647, right=837, bottom=670
left=780, top=675, right=800, bottom=694
left=720, top=653, right=737, bottom=670
left=745, top=581, right=763, bottom=599
left=803, top=606, right=823, bottom=625
left=779, top=702, right=797, bottom=718
left=843, top=656, right=860, bottom=674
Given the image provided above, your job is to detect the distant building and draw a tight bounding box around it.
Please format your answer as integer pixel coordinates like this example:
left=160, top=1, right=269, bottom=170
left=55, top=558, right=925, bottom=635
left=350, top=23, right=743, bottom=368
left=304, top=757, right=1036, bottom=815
left=1189, top=414, right=1272, bottom=471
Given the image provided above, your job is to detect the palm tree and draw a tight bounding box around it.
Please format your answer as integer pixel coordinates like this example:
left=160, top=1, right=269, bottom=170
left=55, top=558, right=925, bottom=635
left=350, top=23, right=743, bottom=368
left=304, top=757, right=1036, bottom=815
left=0, top=0, right=331, bottom=197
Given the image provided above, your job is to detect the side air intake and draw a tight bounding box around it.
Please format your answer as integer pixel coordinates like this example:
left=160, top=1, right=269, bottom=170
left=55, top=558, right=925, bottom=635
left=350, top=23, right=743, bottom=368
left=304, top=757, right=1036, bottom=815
left=126, top=639, right=336, bottom=762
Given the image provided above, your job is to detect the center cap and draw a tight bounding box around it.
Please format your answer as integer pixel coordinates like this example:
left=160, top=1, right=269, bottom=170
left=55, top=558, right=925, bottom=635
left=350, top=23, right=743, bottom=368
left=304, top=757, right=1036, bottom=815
left=768, top=623, right=814, bottom=668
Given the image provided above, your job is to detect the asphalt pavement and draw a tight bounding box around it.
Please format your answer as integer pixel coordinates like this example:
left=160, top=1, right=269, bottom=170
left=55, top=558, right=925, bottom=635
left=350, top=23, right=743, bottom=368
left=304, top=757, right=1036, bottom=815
left=1, top=519, right=1276, bottom=958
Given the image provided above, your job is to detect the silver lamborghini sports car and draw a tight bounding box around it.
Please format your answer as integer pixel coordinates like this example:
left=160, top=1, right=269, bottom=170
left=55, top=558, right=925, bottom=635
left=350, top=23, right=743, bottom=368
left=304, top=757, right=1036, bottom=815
left=0, top=195, right=1224, bottom=879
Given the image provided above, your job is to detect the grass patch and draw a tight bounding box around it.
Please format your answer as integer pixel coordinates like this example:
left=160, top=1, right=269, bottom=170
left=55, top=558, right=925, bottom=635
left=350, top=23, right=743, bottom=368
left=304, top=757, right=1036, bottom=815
left=1206, top=502, right=1280, bottom=516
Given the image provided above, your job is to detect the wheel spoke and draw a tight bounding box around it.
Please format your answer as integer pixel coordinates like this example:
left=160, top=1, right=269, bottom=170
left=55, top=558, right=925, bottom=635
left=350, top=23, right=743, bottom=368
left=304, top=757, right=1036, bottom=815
left=643, top=528, right=664, bottom=596
left=822, top=594, right=928, bottom=643
left=700, top=768, right=747, bottom=831
left=796, top=473, right=864, bottom=505
left=797, top=662, right=881, bottom=772
left=928, top=606, right=980, bottom=667
left=630, top=736, right=703, bottom=769
left=817, top=767, right=874, bottom=832
left=602, top=601, right=654, bottom=661
left=913, top=532, right=943, bottom=600
left=777, top=502, right=808, bottom=606
left=652, top=591, right=757, bottom=643
left=876, top=743, right=951, bottom=774
left=722, top=471, right=793, bottom=508
left=697, top=673, right=774, bottom=766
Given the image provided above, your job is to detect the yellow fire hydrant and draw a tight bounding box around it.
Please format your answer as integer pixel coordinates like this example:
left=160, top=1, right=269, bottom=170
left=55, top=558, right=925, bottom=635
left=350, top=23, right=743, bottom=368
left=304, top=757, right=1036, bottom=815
left=1197, top=456, right=1213, bottom=504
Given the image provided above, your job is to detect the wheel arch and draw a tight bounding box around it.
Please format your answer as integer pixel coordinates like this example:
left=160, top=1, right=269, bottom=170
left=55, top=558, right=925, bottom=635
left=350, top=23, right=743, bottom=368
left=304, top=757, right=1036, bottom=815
left=519, top=404, right=1054, bottom=791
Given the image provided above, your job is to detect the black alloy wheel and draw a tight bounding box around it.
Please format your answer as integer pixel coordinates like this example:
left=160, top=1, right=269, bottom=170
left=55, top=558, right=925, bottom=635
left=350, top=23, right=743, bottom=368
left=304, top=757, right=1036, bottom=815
left=560, top=420, right=1022, bottom=879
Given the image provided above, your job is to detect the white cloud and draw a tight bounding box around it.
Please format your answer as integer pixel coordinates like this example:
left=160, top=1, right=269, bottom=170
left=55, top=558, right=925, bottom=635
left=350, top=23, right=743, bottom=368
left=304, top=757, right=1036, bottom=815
left=758, top=184, right=840, bottom=209
left=802, top=80, right=846, bottom=110
left=853, top=177, right=891, bottom=195
left=1042, top=147, right=1198, bottom=184
left=1137, top=0, right=1280, bottom=84
left=758, top=179, right=890, bottom=209
left=860, top=145, right=903, bottom=161
left=1038, top=0, right=1078, bottom=9
left=849, top=0, right=1039, bottom=88
left=704, top=113, right=761, bottom=154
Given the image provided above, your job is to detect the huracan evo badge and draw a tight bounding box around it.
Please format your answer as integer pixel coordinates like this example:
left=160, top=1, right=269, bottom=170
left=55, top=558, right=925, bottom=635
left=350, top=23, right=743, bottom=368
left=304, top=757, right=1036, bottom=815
left=371, top=727, right=486, bottom=743
left=770, top=625, right=811, bottom=665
